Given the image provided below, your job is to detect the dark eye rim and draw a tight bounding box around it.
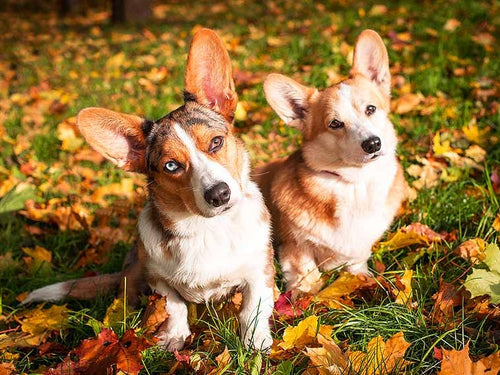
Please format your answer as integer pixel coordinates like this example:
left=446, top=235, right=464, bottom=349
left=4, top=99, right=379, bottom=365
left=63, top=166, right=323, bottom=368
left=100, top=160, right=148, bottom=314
left=365, top=105, right=377, bottom=116
left=163, top=160, right=182, bottom=173
left=208, top=136, right=225, bottom=153
left=328, top=119, right=345, bottom=129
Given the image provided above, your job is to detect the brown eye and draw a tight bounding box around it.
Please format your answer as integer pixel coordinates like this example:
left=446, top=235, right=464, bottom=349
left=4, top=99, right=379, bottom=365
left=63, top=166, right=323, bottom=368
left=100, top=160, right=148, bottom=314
left=328, top=119, right=345, bottom=129
left=208, top=136, right=224, bottom=153
left=365, top=105, right=376, bottom=116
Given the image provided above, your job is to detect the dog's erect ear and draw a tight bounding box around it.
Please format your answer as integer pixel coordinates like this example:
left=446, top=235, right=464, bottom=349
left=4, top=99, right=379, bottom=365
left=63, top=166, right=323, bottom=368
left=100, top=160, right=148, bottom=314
left=184, top=28, right=237, bottom=123
left=350, top=29, right=390, bottom=96
left=77, top=107, right=147, bottom=173
left=264, top=74, right=317, bottom=131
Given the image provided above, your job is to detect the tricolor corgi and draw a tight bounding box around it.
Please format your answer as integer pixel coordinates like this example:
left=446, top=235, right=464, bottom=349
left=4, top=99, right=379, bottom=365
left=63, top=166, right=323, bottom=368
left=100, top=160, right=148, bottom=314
left=255, top=30, right=406, bottom=294
left=23, top=29, right=274, bottom=351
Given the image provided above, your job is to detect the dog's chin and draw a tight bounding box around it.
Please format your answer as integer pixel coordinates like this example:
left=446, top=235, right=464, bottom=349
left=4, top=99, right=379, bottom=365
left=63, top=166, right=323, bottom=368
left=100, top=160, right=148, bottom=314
left=200, top=204, right=234, bottom=218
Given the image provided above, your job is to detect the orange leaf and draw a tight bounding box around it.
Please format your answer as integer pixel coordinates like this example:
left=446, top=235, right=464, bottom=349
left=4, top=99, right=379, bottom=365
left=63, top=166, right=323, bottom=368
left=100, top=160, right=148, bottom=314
left=279, top=315, right=333, bottom=350
left=349, top=332, right=411, bottom=375
left=437, top=342, right=500, bottom=375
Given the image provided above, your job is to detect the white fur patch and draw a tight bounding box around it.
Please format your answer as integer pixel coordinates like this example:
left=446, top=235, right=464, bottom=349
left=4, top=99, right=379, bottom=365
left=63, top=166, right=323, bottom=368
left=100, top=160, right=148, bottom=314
left=172, top=123, right=242, bottom=216
left=21, top=281, right=70, bottom=305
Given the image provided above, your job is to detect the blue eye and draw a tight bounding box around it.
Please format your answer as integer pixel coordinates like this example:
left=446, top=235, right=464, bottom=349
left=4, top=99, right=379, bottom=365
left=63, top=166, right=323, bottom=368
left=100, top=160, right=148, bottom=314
left=164, top=160, right=180, bottom=173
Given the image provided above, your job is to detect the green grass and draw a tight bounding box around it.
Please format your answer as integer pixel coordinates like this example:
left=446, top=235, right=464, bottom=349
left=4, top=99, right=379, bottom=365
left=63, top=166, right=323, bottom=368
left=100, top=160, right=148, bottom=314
left=0, top=0, right=499, bottom=373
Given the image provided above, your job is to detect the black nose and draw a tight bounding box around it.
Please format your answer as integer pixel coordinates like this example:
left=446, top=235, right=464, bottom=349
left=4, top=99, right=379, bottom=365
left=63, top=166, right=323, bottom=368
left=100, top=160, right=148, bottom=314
left=204, top=182, right=231, bottom=207
left=361, top=136, right=381, bottom=154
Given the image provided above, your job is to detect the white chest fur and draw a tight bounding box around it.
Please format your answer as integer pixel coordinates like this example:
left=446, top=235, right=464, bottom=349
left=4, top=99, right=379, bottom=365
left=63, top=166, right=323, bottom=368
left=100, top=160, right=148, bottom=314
left=138, top=182, right=270, bottom=303
left=302, top=157, right=398, bottom=265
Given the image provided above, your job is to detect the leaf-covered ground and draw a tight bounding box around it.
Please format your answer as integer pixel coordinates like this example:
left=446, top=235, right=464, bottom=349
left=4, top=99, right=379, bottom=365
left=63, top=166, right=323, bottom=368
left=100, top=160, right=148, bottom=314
left=0, top=0, right=499, bottom=374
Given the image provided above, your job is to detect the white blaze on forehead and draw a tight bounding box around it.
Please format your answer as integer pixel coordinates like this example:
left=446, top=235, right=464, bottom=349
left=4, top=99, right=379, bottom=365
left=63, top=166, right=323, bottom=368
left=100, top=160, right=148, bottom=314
left=172, top=123, right=241, bottom=214
left=338, top=83, right=352, bottom=101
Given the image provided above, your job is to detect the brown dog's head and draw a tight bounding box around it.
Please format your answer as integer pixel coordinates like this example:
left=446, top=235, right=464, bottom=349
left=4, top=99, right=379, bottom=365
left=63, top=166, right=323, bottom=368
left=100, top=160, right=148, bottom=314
left=77, top=29, right=249, bottom=218
left=264, top=30, right=397, bottom=172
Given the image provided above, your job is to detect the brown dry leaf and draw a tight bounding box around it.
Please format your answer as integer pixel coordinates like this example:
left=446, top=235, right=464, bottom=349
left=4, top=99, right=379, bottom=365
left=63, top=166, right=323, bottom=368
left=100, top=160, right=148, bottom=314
left=392, top=93, right=423, bottom=114
left=279, top=315, right=333, bottom=350
left=394, top=270, right=413, bottom=306
left=349, top=332, right=411, bottom=375
left=432, top=280, right=465, bottom=321
left=304, top=334, right=349, bottom=375
left=455, top=238, right=487, bottom=264
left=437, top=342, right=500, bottom=375
left=316, top=272, right=375, bottom=309
left=141, top=294, right=168, bottom=334
left=214, top=346, right=231, bottom=372
left=46, top=328, right=151, bottom=375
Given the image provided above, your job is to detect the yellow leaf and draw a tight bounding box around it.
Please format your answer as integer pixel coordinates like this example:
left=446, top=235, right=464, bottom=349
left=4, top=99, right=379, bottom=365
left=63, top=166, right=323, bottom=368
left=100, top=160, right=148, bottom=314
left=493, top=214, right=500, bottom=232
left=103, top=297, right=130, bottom=331
left=376, top=223, right=443, bottom=252
left=106, top=52, right=126, bottom=71
left=234, top=102, right=247, bottom=122
left=21, top=304, right=69, bottom=336
left=57, top=118, right=84, bottom=153
left=279, top=315, right=333, bottom=350
left=462, top=120, right=489, bottom=145
left=215, top=346, right=231, bottom=372
left=433, top=131, right=456, bottom=156
left=22, top=245, right=52, bottom=273
left=349, top=332, right=411, bottom=375
left=395, top=270, right=413, bottom=306
left=316, top=272, right=374, bottom=309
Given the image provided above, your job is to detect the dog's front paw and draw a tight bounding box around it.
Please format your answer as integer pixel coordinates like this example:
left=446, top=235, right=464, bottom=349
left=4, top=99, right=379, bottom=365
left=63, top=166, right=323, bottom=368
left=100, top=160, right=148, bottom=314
left=156, top=324, right=191, bottom=352
left=243, top=327, right=273, bottom=352
left=346, top=262, right=372, bottom=276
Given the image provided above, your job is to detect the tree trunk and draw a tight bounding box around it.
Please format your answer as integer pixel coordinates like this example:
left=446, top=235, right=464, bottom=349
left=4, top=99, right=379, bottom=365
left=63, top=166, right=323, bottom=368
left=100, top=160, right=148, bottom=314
left=112, top=0, right=152, bottom=23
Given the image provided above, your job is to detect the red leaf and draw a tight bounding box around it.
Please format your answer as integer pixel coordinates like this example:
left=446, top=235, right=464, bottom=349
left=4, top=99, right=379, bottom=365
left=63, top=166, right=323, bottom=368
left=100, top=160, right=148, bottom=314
left=46, top=328, right=151, bottom=375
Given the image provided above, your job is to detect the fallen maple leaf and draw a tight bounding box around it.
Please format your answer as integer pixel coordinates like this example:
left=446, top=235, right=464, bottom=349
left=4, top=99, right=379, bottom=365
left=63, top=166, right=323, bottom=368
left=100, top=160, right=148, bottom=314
left=304, top=334, right=349, bottom=375
left=103, top=297, right=132, bottom=332
left=46, top=328, right=151, bottom=375
left=316, top=272, right=375, bottom=309
left=274, top=291, right=311, bottom=320
left=443, top=19, right=461, bottom=32
left=437, top=342, right=500, bottom=375
left=279, top=315, right=333, bottom=350
left=0, top=305, right=69, bottom=349
left=349, top=332, right=411, bottom=375
left=376, top=223, right=443, bottom=252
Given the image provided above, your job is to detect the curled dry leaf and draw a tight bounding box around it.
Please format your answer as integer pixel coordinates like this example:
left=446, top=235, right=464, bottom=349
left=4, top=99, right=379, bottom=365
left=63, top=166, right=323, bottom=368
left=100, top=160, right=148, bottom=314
left=432, top=280, right=466, bottom=322
left=140, top=293, right=168, bottom=335
left=455, top=238, right=487, bottom=264
left=394, top=269, right=413, bottom=307
left=304, top=334, right=349, bottom=375
left=376, top=223, right=443, bottom=252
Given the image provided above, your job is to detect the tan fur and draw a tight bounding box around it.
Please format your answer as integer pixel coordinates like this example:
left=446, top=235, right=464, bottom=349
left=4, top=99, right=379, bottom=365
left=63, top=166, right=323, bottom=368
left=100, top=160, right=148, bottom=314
left=256, top=30, right=406, bottom=293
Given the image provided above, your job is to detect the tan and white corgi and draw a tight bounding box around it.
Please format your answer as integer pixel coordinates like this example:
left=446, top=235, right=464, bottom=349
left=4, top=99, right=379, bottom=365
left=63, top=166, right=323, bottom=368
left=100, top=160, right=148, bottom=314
left=255, top=30, right=406, bottom=294
left=23, top=29, right=275, bottom=352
